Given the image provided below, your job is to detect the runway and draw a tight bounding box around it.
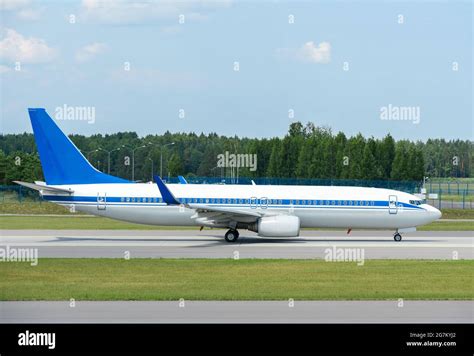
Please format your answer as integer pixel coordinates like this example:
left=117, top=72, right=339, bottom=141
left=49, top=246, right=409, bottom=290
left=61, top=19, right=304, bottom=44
left=1, top=301, right=472, bottom=323
left=1, top=230, right=472, bottom=259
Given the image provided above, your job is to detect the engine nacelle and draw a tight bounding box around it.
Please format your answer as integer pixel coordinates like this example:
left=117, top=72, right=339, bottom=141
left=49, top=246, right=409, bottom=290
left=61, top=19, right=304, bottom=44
left=250, top=215, right=300, bottom=237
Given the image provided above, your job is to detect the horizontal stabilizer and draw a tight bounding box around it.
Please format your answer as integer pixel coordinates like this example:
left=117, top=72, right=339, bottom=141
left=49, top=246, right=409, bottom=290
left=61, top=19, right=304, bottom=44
left=14, top=181, right=74, bottom=194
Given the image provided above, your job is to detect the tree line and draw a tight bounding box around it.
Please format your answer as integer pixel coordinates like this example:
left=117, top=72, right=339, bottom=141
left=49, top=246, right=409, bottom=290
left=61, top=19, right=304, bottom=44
left=0, top=122, right=472, bottom=185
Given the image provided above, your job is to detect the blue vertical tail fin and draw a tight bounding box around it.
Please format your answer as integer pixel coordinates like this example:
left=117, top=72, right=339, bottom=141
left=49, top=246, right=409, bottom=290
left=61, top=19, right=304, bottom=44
left=178, top=175, right=188, bottom=184
left=28, top=108, right=130, bottom=185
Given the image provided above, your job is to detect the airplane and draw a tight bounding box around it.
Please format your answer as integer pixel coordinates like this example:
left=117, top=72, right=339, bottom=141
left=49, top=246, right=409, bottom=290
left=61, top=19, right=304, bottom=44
left=15, top=108, right=442, bottom=242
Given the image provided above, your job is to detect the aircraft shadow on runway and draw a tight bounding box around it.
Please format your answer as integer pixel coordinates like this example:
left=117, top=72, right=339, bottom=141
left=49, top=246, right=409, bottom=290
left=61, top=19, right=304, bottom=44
left=49, top=236, right=440, bottom=247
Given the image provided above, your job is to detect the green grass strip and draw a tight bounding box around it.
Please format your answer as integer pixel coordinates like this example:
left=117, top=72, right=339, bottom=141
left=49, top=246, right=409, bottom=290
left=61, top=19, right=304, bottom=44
left=0, top=259, right=472, bottom=301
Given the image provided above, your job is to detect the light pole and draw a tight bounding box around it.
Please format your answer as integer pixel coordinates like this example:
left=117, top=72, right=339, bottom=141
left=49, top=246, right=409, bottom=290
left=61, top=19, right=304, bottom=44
left=423, top=176, right=430, bottom=195
left=119, top=143, right=153, bottom=182
left=85, top=149, right=99, bottom=161
left=147, top=157, right=154, bottom=182
left=160, top=142, right=175, bottom=179
left=210, top=166, right=219, bottom=178
left=97, top=147, right=121, bottom=175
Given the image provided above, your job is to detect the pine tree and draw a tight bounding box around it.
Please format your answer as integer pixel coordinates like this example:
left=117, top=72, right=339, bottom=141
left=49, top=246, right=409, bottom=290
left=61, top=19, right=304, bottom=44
left=267, top=139, right=282, bottom=177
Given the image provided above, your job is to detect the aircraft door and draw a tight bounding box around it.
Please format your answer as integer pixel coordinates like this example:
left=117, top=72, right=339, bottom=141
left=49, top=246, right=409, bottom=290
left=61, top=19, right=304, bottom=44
left=97, top=193, right=107, bottom=210
left=388, top=195, right=398, bottom=214
left=250, top=197, right=258, bottom=209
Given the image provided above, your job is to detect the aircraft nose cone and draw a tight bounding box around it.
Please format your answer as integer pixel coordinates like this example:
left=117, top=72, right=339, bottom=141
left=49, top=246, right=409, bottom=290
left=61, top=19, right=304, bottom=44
left=428, top=206, right=442, bottom=220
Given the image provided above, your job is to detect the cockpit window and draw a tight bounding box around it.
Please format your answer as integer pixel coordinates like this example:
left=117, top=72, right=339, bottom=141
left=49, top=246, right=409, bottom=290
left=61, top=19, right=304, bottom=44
left=409, top=199, right=425, bottom=205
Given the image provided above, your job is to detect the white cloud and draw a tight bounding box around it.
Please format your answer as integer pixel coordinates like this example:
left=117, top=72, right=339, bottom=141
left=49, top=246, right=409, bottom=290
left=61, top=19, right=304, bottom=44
left=0, top=0, right=42, bottom=21
left=80, top=0, right=231, bottom=25
left=277, top=41, right=331, bottom=64
left=75, top=42, right=107, bottom=62
left=299, top=41, right=331, bottom=63
left=17, top=7, right=42, bottom=20
left=0, top=0, right=30, bottom=11
left=0, top=28, right=57, bottom=63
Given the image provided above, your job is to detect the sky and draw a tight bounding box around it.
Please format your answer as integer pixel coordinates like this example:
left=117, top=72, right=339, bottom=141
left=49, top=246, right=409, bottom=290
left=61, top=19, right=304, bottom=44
left=0, top=0, right=472, bottom=140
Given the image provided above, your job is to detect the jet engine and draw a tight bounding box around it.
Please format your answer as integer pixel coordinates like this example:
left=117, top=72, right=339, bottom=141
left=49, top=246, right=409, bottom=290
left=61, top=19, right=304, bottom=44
left=249, top=215, right=300, bottom=237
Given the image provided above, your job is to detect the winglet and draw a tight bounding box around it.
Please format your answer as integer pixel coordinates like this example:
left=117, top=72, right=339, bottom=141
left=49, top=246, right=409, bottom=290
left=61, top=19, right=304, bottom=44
left=178, top=175, right=188, bottom=184
left=154, top=175, right=180, bottom=205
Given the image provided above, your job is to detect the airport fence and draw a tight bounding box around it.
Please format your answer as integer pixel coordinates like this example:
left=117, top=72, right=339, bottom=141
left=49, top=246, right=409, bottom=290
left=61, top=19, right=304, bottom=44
left=426, top=180, right=474, bottom=196
left=166, top=177, right=423, bottom=193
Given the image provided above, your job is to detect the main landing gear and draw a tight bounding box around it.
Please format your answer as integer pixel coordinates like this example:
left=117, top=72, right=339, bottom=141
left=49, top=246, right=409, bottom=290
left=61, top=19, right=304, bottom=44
left=393, top=232, right=402, bottom=242
left=225, top=229, right=239, bottom=242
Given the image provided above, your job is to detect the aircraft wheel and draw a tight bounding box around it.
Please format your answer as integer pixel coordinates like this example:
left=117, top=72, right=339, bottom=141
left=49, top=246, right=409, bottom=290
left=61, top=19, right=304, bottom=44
left=225, top=229, right=239, bottom=242
left=394, top=233, right=402, bottom=242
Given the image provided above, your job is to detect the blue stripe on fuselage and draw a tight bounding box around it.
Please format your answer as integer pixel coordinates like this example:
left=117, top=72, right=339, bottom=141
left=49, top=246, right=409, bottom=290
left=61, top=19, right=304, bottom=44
left=42, top=195, right=424, bottom=210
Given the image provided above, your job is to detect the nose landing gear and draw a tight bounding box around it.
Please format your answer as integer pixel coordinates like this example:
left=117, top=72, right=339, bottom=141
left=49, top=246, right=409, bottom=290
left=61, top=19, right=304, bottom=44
left=393, top=232, right=402, bottom=242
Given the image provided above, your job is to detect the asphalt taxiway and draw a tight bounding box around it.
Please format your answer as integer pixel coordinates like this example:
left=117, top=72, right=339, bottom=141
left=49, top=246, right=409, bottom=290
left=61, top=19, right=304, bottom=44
left=1, top=301, right=472, bottom=323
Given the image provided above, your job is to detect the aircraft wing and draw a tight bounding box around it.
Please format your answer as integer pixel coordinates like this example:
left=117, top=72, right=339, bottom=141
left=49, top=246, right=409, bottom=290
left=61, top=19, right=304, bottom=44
left=188, top=204, right=262, bottom=227
left=185, top=204, right=260, bottom=217
left=154, top=175, right=263, bottom=226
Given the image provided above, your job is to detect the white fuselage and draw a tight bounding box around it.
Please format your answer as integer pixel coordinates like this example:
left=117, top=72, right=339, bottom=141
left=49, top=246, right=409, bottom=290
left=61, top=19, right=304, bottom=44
left=42, top=183, right=441, bottom=231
